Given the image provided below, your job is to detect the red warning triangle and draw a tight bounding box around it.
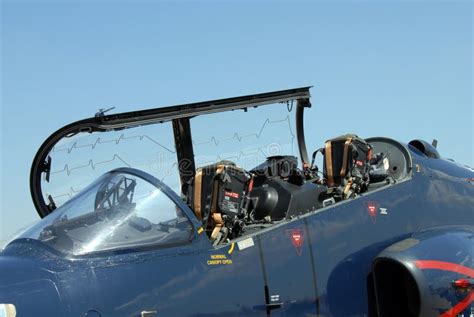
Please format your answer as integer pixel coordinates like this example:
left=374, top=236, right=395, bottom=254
left=288, top=228, right=304, bottom=256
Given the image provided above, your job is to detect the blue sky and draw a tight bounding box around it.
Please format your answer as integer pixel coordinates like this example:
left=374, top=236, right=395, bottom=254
left=1, top=1, right=472, bottom=243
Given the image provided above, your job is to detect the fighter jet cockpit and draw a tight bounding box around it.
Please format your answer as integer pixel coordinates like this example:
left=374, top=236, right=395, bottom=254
left=25, top=87, right=411, bottom=254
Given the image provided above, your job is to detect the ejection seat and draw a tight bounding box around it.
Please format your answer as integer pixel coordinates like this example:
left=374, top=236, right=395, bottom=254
left=188, top=162, right=226, bottom=241
left=311, top=134, right=373, bottom=199
left=186, top=160, right=249, bottom=242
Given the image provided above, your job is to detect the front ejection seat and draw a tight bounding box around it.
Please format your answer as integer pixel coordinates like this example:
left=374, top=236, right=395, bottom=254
left=187, top=161, right=250, bottom=241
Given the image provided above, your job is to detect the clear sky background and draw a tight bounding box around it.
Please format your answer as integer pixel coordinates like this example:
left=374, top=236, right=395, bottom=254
left=1, top=1, right=472, bottom=245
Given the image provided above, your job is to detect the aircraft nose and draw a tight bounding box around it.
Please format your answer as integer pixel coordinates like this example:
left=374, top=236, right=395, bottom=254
left=0, top=255, right=65, bottom=316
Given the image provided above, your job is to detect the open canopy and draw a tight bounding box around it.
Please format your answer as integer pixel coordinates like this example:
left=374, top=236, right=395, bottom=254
left=30, top=87, right=312, bottom=218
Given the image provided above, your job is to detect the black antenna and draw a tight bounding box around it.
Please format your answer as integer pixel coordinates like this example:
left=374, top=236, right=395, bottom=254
left=432, top=139, right=438, bottom=148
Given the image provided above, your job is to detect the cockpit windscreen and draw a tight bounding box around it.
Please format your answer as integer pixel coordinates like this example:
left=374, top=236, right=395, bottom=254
left=22, top=170, right=192, bottom=256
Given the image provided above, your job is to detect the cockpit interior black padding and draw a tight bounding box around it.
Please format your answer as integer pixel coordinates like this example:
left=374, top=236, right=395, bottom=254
left=251, top=156, right=298, bottom=179
left=249, top=177, right=325, bottom=220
